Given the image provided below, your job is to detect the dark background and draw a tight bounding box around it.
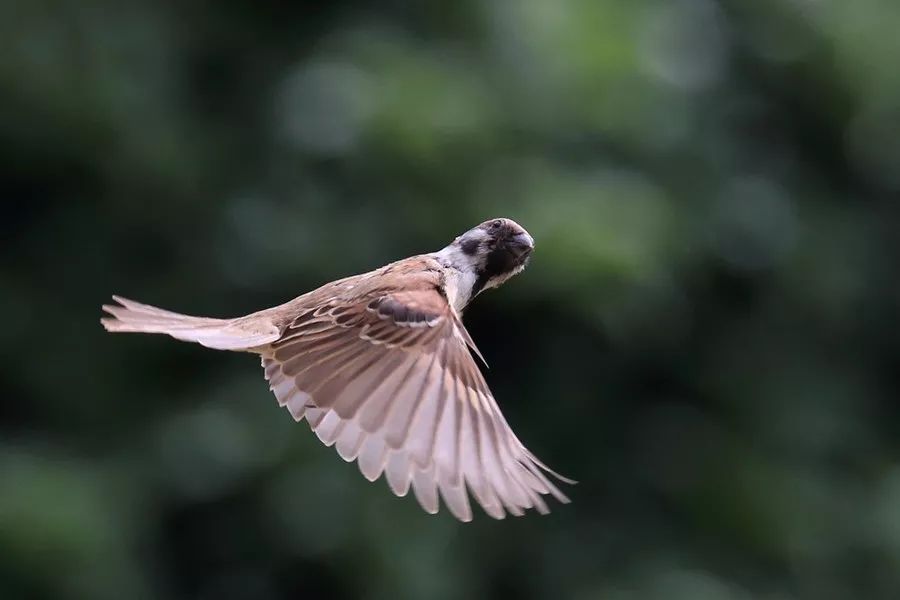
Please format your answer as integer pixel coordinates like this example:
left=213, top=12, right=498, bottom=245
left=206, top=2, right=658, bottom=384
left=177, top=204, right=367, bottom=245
left=2, top=1, right=900, bottom=599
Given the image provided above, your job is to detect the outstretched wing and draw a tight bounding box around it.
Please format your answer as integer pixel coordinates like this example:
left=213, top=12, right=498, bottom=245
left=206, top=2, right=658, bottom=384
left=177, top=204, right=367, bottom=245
left=261, top=274, right=571, bottom=521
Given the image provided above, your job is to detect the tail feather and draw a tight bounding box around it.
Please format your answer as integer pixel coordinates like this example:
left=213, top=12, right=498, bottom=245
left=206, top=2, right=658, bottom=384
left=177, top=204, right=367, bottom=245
left=109, top=295, right=218, bottom=323
left=101, top=296, right=281, bottom=351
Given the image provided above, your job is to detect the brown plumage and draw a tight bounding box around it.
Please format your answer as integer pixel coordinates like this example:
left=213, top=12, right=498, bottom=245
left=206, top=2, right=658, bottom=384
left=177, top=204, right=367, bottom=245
left=101, top=218, right=573, bottom=521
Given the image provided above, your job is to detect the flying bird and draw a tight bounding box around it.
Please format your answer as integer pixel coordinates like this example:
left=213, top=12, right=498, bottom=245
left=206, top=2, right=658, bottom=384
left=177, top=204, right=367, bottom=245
left=101, top=218, right=572, bottom=521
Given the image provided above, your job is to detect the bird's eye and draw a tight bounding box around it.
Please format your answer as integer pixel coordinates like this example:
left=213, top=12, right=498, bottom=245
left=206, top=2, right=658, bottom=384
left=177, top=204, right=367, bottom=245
left=490, top=219, right=503, bottom=230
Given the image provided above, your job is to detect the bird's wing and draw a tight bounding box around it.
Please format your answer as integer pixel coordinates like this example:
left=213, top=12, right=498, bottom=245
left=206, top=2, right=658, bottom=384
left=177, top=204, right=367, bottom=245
left=261, top=273, right=571, bottom=521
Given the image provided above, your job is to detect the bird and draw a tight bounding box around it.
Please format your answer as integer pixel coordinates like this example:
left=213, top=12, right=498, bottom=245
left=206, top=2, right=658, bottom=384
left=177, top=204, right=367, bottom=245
left=101, top=217, right=572, bottom=521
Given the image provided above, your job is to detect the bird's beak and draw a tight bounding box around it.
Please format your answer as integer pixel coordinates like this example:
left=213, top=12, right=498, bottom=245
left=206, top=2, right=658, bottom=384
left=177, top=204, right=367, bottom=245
left=507, top=231, right=535, bottom=261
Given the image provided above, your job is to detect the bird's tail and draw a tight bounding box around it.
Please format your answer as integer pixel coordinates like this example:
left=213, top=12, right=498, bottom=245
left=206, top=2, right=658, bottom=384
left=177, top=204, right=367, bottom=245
left=101, top=295, right=280, bottom=351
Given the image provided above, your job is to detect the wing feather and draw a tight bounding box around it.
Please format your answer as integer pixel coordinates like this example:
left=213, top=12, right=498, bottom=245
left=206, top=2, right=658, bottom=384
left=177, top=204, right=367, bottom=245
left=412, top=464, right=439, bottom=514
left=456, top=380, right=505, bottom=519
left=357, top=436, right=388, bottom=482
left=314, top=411, right=345, bottom=446
left=439, top=476, right=473, bottom=522
left=402, top=350, right=445, bottom=466
left=385, top=450, right=412, bottom=497
left=382, top=350, right=442, bottom=449
left=260, top=267, right=571, bottom=520
left=335, top=421, right=365, bottom=462
left=355, top=354, right=419, bottom=433
left=432, top=365, right=461, bottom=484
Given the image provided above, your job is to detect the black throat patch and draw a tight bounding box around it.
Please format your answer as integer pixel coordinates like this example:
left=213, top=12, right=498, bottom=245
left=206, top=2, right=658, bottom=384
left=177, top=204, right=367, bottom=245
left=471, top=243, right=518, bottom=298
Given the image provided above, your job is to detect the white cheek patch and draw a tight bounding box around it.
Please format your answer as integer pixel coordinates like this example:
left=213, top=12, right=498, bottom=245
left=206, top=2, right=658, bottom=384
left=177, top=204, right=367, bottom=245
left=433, top=238, right=487, bottom=276
left=458, top=230, right=489, bottom=256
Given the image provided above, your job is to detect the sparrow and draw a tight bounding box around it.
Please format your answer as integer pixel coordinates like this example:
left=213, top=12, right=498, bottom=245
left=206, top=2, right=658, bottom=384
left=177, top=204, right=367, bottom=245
left=101, top=218, right=572, bottom=521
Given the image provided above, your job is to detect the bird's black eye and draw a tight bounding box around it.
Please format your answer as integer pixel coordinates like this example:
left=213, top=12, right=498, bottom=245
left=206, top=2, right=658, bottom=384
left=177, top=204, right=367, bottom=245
left=490, top=219, right=503, bottom=230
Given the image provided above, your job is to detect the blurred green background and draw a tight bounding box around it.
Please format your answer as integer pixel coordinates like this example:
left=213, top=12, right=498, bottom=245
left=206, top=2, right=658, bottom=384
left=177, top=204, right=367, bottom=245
left=2, top=1, right=900, bottom=599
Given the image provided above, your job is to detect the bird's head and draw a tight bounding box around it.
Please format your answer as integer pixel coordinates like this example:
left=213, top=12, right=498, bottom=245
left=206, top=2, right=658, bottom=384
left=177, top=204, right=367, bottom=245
left=435, top=218, right=535, bottom=300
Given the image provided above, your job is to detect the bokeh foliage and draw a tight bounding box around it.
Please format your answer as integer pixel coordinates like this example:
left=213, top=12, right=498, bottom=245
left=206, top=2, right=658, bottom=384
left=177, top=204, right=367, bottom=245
left=2, top=1, right=900, bottom=599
